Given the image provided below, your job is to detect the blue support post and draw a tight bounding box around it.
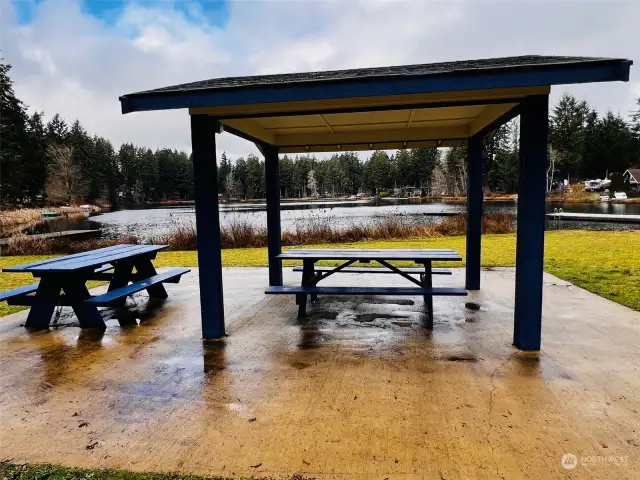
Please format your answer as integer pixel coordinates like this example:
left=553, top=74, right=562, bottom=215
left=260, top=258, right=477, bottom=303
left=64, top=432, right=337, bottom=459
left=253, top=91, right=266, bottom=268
left=191, top=115, right=225, bottom=339
left=465, top=134, right=484, bottom=290
left=513, top=95, right=549, bottom=351
left=264, top=145, right=283, bottom=286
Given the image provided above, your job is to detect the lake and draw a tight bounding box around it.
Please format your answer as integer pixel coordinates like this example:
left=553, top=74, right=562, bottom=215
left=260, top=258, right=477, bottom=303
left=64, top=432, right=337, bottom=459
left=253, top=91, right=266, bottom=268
left=17, top=198, right=640, bottom=242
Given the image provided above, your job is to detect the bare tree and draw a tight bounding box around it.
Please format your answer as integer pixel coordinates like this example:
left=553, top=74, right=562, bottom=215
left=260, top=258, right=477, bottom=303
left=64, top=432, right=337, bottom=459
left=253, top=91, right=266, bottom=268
left=547, top=146, right=558, bottom=192
left=224, top=171, right=238, bottom=199
left=45, top=144, right=88, bottom=204
left=307, top=169, right=319, bottom=198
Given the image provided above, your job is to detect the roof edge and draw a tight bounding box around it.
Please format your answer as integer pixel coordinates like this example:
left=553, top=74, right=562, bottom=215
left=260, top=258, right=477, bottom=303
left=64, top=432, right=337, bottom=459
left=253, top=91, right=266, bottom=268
left=120, top=58, right=632, bottom=115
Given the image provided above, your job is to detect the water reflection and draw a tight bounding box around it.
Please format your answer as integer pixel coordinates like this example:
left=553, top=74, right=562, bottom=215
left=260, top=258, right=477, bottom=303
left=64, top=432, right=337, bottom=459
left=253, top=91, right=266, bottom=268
left=12, top=199, right=640, bottom=242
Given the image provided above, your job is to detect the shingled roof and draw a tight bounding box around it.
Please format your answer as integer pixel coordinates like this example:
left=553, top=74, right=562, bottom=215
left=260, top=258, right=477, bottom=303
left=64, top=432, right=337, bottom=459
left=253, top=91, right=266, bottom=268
left=127, top=55, right=625, bottom=96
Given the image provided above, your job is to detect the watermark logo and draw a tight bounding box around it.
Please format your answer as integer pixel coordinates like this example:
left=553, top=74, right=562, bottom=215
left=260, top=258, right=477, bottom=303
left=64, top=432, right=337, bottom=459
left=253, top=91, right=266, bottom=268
left=561, top=453, right=578, bottom=470
left=561, top=453, right=628, bottom=470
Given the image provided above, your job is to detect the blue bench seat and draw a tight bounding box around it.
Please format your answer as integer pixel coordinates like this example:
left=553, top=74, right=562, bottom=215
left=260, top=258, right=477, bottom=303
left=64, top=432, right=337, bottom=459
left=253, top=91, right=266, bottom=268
left=0, top=284, right=40, bottom=303
left=86, top=268, right=190, bottom=306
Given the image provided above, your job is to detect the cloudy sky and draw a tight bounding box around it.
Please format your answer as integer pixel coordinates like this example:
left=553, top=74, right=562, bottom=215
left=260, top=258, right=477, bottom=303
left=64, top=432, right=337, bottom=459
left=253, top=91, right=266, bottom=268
left=1, top=0, right=639, bottom=159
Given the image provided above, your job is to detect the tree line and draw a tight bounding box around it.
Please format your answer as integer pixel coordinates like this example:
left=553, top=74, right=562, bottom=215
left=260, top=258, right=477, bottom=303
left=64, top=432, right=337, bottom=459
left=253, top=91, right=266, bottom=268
left=2, top=57, right=640, bottom=206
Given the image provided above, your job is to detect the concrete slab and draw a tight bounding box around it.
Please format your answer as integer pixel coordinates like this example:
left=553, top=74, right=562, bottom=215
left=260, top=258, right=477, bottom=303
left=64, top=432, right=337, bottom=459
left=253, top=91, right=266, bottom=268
left=0, top=267, right=639, bottom=479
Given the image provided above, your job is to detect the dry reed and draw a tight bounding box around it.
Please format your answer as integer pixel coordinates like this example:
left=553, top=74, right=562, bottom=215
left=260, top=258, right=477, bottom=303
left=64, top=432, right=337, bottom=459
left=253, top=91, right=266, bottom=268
left=1, top=212, right=515, bottom=255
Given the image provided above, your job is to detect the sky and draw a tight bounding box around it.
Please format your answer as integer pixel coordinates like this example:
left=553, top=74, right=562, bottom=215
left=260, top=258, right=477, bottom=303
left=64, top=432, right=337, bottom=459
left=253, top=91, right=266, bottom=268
left=1, top=0, right=639, bottom=160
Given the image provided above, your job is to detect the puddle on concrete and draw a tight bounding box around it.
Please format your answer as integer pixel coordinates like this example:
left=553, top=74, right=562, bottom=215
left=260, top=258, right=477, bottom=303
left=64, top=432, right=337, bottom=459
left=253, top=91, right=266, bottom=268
left=511, top=352, right=573, bottom=380
left=391, top=321, right=414, bottom=328
left=292, top=361, right=310, bottom=370
left=353, top=313, right=399, bottom=323
left=321, top=297, right=414, bottom=306
left=297, top=327, right=329, bottom=349
left=445, top=354, right=478, bottom=363
left=304, top=311, right=339, bottom=322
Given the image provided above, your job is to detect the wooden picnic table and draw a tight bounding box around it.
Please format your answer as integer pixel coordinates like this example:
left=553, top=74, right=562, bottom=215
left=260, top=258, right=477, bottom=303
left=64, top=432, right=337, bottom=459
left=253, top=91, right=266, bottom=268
left=266, top=248, right=466, bottom=327
left=1, top=244, right=189, bottom=329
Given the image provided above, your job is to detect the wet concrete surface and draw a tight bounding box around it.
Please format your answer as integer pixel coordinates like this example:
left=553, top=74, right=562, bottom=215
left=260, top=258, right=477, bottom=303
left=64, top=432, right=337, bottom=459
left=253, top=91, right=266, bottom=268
left=1, top=267, right=639, bottom=479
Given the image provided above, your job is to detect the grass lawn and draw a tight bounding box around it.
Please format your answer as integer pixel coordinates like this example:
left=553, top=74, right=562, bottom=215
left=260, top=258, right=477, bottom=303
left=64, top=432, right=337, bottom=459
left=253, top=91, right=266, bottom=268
left=0, top=462, right=310, bottom=480
left=2, top=230, right=640, bottom=318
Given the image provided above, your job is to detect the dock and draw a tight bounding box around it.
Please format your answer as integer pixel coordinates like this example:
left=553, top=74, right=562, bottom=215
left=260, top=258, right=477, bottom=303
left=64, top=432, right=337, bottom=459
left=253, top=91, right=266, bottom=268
left=0, top=229, right=101, bottom=246
left=547, top=212, right=640, bottom=223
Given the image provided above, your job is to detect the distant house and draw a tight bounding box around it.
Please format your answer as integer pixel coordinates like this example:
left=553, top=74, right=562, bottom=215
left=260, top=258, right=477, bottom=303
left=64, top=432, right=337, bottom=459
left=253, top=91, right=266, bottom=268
left=623, top=169, right=640, bottom=190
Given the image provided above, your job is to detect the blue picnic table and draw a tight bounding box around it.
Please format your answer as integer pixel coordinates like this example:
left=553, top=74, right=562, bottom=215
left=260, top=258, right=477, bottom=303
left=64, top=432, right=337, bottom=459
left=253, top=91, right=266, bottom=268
left=1, top=244, right=189, bottom=329
left=265, top=248, right=467, bottom=327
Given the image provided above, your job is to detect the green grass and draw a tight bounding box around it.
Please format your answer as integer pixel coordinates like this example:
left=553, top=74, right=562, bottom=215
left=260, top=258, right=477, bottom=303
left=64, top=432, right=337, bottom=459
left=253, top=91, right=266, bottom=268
left=0, top=461, right=312, bottom=480
left=2, top=230, right=640, bottom=318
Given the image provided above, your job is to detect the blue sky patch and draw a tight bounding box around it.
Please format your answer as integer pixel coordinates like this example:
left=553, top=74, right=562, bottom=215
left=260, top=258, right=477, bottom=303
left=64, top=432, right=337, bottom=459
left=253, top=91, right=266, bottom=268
left=12, top=0, right=231, bottom=26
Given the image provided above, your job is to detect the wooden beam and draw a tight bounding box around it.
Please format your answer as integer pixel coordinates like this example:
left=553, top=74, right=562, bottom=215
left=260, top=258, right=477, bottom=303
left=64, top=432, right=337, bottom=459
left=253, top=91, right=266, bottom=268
left=466, top=134, right=484, bottom=291
left=279, top=138, right=467, bottom=153
left=221, top=118, right=277, bottom=144
left=513, top=95, right=549, bottom=351
left=188, top=86, right=551, bottom=119
left=191, top=115, right=225, bottom=339
left=468, top=103, right=517, bottom=135
left=264, top=145, right=282, bottom=286
left=274, top=125, right=469, bottom=148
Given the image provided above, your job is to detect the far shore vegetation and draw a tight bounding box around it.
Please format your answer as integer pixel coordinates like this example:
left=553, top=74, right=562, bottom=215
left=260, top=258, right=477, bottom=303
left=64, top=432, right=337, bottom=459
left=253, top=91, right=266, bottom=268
left=2, top=230, right=639, bottom=319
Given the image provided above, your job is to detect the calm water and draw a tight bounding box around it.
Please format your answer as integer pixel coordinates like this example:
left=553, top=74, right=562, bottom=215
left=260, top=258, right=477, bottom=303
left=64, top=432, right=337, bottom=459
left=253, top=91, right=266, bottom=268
left=19, top=199, right=640, bottom=242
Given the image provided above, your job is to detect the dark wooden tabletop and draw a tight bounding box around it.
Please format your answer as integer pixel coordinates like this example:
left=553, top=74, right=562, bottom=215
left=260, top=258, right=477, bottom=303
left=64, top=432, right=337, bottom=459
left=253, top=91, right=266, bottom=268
left=3, top=244, right=168, bottom=274
left=277, top=248, right=462, bottom=262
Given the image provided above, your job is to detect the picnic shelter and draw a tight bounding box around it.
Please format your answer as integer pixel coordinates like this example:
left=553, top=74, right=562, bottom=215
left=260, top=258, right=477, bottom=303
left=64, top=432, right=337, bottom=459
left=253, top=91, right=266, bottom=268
left=119, top=55, right=632, bottom=350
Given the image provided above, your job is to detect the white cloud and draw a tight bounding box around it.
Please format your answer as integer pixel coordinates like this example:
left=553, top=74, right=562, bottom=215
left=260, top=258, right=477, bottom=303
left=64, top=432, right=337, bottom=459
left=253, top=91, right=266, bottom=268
left=1, top=0, right=638, bottom=161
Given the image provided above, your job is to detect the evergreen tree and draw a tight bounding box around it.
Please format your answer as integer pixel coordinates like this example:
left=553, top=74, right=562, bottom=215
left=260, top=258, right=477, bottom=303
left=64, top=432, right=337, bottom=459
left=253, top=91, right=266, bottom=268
left=362, top=150, right=393, bottom=194
left=68, top=120, right=94, bottom=201
left=23, top=112, right=48, bottom=202
left=549, top=93, right=590, bottom=178
left=245, top=154, right=265, bottom=198
left=218, top=152, right=231, bottom=195
left=46, top=113, right=69, bottom=146
left=410, top=148, right=440, bottom=193
left=233, top=158, right=248, bottom=198
left=486, top=121, right=519, bottom=193
left=588, top=111, right=636, bottom=176
left=279, top=155, right=295, bottom=197
left=0, top=59, right=30, bottom=202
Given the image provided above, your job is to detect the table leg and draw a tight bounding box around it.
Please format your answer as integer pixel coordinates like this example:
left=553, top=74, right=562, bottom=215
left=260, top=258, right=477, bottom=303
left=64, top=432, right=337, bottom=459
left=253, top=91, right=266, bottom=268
left=107, top=261, right=135, bottom=308
left=134, top=257, right=168, bottom=299
left=310, top=260, right=318, bottom=303
left=25, top=277, right=61, bottom=329
left=423, top=261, right=434, bottom=329
left=297, top=259, right=314, bottom=318
left=61, top=278, right=106, bottom=329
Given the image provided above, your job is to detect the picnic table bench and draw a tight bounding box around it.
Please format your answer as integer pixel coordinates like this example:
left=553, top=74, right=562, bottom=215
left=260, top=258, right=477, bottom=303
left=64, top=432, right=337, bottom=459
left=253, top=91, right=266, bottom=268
left=266, top=248, right=467, bottom=327
left=1, top=244, right=189, bottom=329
